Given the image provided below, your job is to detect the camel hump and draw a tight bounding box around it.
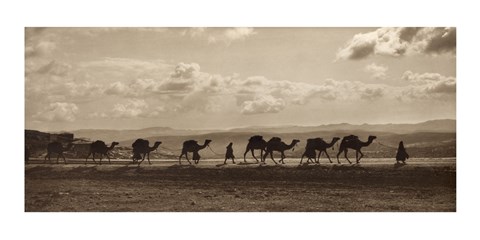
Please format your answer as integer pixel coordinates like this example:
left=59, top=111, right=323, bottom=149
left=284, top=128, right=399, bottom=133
left=344, top=135, right=358, bottom=140
left=132, top=139, right=148, bottom=148
left=307, top=138, right=323, bottom=144
left=183, top=140, right=198, bottom=146
left=269, top=137, right=282, bottom=143
left=249, top=135, right=264, bottom=141
left=341, top=135, right=358, bottom=144
left=92, top=140, right=107, bottom=148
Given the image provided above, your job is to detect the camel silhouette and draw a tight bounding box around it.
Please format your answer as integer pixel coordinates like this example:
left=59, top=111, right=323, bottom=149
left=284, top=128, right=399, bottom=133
left=301, top=146, right=317, bottom=164
left=300, top=137, right=341, bottom=164
left=132, top=139, right=162, bottom=166
left=336, top=135, right=376, bottom=164
left=243, top=135, right=267, bottom=163
left=179, top=139, right=212, bottom=165
left=263, top=137, right=300, bottom=164
left=44, top=141, right=74, bottom=164
left=85, top=141, right=119, bottom=165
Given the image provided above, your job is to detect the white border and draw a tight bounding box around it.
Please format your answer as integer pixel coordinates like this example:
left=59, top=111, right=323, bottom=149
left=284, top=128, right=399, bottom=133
left=3, top=0, right=479, bottom=239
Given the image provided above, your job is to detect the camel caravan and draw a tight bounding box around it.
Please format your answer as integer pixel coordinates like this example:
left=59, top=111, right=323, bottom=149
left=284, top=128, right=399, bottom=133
left=32, top=134, right=382, bottom=166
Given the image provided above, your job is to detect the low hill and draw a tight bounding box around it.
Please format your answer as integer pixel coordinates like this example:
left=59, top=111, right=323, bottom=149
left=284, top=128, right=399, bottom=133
left=118, top=130, right=456, bottom=160
left=72, top=119, right=456, bottom=143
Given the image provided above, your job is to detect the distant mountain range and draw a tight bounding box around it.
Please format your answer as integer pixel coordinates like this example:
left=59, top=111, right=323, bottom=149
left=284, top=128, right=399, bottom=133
left=71, top=119, right=455, bottom=143
left=26, top=119, right=456, bottom=159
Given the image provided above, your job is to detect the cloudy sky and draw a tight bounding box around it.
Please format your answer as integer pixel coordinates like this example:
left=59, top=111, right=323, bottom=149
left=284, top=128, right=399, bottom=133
left=25, top=27, right=456, bottom=131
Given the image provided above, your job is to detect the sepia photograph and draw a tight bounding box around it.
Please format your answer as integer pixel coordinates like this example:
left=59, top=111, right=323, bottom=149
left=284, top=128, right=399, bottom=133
left=25, top=27, right=456, bottom=212
left=5, top=0, right=480, bottom=240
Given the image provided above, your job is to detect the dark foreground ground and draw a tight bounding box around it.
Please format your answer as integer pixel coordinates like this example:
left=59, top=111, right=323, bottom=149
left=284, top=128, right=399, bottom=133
left=25, top=158, right=456, bottom=212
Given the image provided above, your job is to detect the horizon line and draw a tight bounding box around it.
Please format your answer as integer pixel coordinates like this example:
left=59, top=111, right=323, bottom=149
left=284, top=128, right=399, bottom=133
left=26, top=118, right=456, bottom=133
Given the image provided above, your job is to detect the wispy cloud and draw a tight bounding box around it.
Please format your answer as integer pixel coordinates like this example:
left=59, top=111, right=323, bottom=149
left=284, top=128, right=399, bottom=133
left=33, top=102, right=79, bottom=122
left=364, top=63, right=388, bottom=80
left=183, top=27, right=256, bottom=45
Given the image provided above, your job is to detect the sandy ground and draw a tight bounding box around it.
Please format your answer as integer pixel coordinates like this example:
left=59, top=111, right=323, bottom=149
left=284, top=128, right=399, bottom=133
left=25, top=158, right=456, bottom=212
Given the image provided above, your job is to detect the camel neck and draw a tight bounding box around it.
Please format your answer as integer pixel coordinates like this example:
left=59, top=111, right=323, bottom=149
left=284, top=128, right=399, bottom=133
left=328, top=138, right=339, bottom=147
left=150, top=143, right=161, bottom=151
left=360, top=138, right=374, bottom=146
left=286, top=141, right=297, bottom=149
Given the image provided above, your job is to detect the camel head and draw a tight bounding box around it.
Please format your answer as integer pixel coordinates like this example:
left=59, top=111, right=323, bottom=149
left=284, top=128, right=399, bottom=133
left=108, top=142, right=119, bottom=150
left=153, top=141, right=162, bottom=152
left=331, top=137, right=341, bottom=150
left=204, top=139, right=212, bottom=146
left=368, top=136, right=377, bottom=142
left=291, top=139, right=300, bottom=151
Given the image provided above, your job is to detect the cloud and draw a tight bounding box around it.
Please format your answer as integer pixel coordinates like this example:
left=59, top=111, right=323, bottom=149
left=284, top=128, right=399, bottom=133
left=336, top=27, right=456, bottom=60
left=26, top=60, right=102, bottom=102
left=360, top=87, right=385, bottom=100
left=420, top=28, right=457, bottom=54
left=184, top=27, right=256, bottom=45
left=103, top=61, right=390, bottom=116
left=181, top=27, right=206, bottom=37
left=33, top=102, right=79, bottom=122
left=25, top=41, right=56, bottom=58
left=364, top=63, right=388, bottom=80
left=65, top=27, right=169, bottom=37
left=170, top=62, right=201, bottom=79
left=220, top=27, right=256, bottom=43
left=112, top=99, right=149, bottom=118
left=399, top=71, right=456, bottom=99
left=36, top=60, right=72, bottom=76
left=81, top=58, right=171, bottom=79
left=240, top=95, right=286, bottom=115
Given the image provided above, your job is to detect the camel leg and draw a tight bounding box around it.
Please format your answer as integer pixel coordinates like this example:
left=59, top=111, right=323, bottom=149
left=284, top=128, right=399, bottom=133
left=91, top=153, right=97, bottom=164
left=316, top=151, right=322, bottom=164
left=85, top=152, right=91, bottom=164
left=147, top=152, right=151, bottom=165
left=262, top=151, right=268, bottom=164
left=44, top=153, right=49, bottom=164
left=268, top=152, right=278, bottom=165
left=141, top=153, right=146, bottom=165
left=344, top=150, right=352, bottom=164
left=251, top=149, right=259, bottom=163
left=300, top=153, right=305, bottom=164
left=185, top=153, right=192, bottom=165
left=178, top=153, right=183, bottom=165
left=357, top=150, right=364, bottom=163
left=137, top=153, right=145, bottom=166
left=107, top=153, right=111, bottom=164
left=243, top=148, right=250, bottom=163
left=99, top=153, right=103, bottom=165
left=62, top=153, right=67, bottom=164
left=336, top=150, right=342, bottom=164
left=324, top=151, right=333, bottom=163
left=280, top=152, right=286, bottom=164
